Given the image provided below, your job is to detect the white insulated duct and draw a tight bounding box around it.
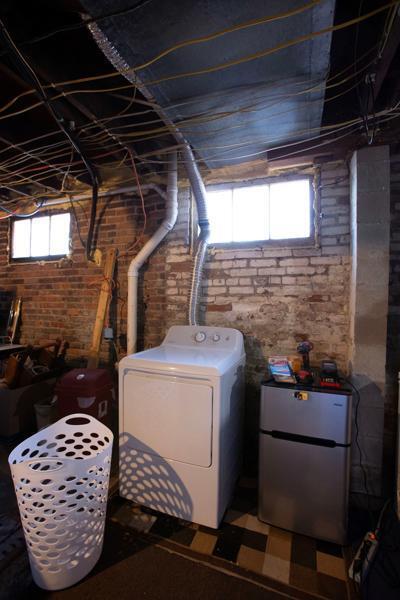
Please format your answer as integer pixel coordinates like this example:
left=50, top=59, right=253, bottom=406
left=127, top=151, right=178, bottom=354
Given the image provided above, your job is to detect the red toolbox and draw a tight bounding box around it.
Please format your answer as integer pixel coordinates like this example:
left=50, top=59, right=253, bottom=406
left=55, top=369, right=113, bottom=425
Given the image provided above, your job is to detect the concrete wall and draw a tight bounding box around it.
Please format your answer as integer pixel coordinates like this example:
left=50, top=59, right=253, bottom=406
left=349, top=146, right=391, bottom=497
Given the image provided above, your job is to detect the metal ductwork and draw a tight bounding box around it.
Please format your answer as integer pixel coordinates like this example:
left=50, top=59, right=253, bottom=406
left=87, top=21, right=210, bottom=333
left=181, top=145, right=210, bottom=325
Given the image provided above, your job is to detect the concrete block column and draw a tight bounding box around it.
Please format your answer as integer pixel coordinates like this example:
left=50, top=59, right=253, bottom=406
left=349, top=145, right=390, bottom=497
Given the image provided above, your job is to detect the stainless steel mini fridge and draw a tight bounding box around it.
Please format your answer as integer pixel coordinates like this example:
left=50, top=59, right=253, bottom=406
left=258, top=381, right=352, bottom=544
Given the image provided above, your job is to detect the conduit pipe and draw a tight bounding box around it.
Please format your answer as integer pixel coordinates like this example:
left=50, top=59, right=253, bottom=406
left=39, top=183, right=167, bottom=207
left=87, top=21, right=209, bottom=330
left=127, top=151, right=177, bottom=354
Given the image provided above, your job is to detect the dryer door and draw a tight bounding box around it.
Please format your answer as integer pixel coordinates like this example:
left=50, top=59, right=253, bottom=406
left=122, top=370, right=213, bottom=467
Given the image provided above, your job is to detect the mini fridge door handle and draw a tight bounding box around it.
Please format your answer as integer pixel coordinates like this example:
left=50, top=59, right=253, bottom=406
left=259, top=429, right=350, bottom=448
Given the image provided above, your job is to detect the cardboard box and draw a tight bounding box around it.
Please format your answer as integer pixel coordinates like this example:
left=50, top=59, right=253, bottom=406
left=0, top=378, right=56, bottom=437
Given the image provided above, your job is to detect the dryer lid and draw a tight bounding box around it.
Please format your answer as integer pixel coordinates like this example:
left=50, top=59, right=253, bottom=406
left=123, top=345, right=236, bottom=375
left=121, top=326, right=245, bottom=376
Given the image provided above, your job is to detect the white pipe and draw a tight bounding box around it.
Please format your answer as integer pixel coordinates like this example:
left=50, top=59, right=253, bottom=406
left=39, top=183, right=167, bottom=207
left=127, top=151, right=178, bottom=354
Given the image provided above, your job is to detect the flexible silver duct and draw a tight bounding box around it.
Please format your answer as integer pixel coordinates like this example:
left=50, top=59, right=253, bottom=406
left=181, top=145, right=210, bottom=325
left=87, top=20, right=209, bottom=326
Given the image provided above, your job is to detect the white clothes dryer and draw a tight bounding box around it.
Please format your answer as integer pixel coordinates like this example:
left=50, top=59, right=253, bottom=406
left=119, top=325, right=245, bottom=528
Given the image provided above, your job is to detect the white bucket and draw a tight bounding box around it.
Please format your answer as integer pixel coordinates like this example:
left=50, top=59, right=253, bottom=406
left=8, top=414, right=113, bottom=591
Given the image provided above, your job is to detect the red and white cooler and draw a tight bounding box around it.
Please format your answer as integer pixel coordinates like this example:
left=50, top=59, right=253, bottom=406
left=55, top=369, right=113, bottom=425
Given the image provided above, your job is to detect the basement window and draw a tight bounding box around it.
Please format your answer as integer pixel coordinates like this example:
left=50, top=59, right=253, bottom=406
left=206, top=178, right=313, bottom=245
left=11, top=213, right=71, bottom=261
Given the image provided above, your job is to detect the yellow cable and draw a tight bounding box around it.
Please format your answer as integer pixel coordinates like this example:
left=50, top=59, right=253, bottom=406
left=129, top=1, right=398, bottom=88
left=77, top=0, right=322, bottom=84
left=0, top=1, right=392, bottom=123
left=0, top=1, right=320, bottom=116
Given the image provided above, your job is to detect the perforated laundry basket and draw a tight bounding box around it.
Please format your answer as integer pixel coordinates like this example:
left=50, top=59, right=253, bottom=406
left=8, top=413, right=113, bottom=591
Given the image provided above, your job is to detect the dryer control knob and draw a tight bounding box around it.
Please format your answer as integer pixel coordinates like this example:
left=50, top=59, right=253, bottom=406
left=212, top=334, right=220, bottom=342
left=195, top=331, right=207, bottom=343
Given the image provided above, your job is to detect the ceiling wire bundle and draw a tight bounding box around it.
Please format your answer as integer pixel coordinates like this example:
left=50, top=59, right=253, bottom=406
left=0, top=1, right=396, bottom=126
left=0, top=18, right=99, bottom=261
left=0, top=1, right=397, bottom=208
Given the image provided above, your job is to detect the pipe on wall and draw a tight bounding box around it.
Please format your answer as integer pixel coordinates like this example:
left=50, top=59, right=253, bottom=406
left=39, top=183, right=167, bottom=207
left=87, top=21, right=209, bottom=331
left=127, top=151, right=178, bottom=354
left=181, top=145, right=210, bottom=325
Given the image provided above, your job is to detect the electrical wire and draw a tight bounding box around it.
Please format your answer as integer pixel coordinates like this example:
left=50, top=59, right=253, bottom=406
left=0, top=18, right=100, bottom=261
left=0, top=50, right=396, bottom=199
left=68, top=194, right=87, bottom=251
left=2, top=104, right=398, bottom=199
left=341, top=376, right=375, bottom=531
left=0, top=0, right=321, bottom=119
left=0, top=1, right=395, bottom=127
left=55, top=1, right=400, bottom=89
left=0, top=200, right=43, bottom=219
left=0, top=39, right=380, bottom=171
left=123, top=149, right=147, bottom=255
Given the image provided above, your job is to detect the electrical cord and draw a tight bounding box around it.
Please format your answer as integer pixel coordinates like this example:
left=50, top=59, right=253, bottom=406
left=0, top=18, right=99, bottom=261
left=54, top=1, right=400, bottom=90
left=362, top=499, right=400, bottom=597
left=0, top=0, right=395, bottom=121
left=3, top=104, right=398, bottom=201
left=0, top=200, right=44, bottom=219
left=0, top=0, right=322, bottom=121
left=341, top=376, right=375, bottom=532
left=68, top=195, right=86, bottom=251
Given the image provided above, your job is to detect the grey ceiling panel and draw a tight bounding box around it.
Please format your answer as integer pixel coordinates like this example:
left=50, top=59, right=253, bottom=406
left=82, top=0, right=335, bottom=166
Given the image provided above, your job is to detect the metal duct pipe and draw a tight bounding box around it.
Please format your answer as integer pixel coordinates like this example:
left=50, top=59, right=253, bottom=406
left=87, top=21, right=209, bottom=328
left=127, top=151, right=178, bottom=354
left=180, top=145, right=210, bottom=325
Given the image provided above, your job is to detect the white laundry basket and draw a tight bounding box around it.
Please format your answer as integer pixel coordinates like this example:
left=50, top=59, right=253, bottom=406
left=8, top=413, right=113, bottom=591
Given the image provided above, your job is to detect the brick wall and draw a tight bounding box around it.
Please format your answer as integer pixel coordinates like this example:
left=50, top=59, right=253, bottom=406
left=165, top=161, right=351, bottom=380
left=164, top=161, right=351, bottom=473
left=0, top=191, right=166, bottom=363
left=3, top=157, right=400, bottom=489
left=0, top=160, right=353, bottom=475
left=0, top=162, right=352, bottom=370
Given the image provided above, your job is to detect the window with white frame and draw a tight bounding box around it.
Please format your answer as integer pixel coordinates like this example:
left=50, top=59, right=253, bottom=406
left=206, top=178, right=313, bottom=244
left=11, top=213, right=71, bottom=261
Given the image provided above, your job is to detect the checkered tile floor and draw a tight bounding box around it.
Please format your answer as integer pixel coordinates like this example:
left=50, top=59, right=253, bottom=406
left=109, top=478, right=351, bottom=600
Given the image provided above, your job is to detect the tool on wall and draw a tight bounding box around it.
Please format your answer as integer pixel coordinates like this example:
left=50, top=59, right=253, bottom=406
left=87, top=247, right=117, bottom=369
